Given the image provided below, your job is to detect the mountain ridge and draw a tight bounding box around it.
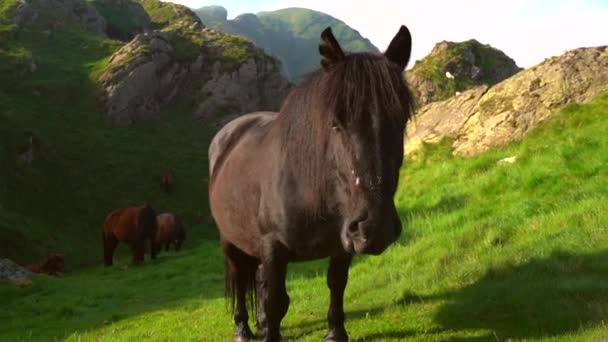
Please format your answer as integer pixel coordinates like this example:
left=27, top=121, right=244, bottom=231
left=195, top=5, right=378, bottom=81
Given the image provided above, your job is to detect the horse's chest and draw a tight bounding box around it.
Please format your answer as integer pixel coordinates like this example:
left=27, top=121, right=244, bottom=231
left=285, top=223, right=343, bottom=261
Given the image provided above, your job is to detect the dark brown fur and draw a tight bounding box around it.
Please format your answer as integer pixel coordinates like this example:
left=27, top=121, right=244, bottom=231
left=209, top=26, right=414, bottom=341
left=26, top=253, right=65, bottom=276
left=103, top=204, right=158, bottom=266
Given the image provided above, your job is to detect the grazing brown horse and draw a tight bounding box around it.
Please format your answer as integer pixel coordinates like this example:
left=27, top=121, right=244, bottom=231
left=161, top=171, right=175, bottom=194
left=26, top=253, right=65, bottom=276
left=103, top=204, right=158, bottom=266
left=209, top=26, right=414, bottom=342
left=155, top=212, right=186, bottom=252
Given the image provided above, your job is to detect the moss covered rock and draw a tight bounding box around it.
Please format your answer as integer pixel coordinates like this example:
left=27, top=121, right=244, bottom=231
left=97, top=24, right=290, bottom=126
left=407, top=40, right=521, bottom=106
left=406, top=46, right=608, bottom=156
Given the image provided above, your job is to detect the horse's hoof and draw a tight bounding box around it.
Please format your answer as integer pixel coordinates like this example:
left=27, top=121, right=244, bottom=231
left=324, top=327, right=348, bottom=342
left=234, top=322, right=254, bottom=342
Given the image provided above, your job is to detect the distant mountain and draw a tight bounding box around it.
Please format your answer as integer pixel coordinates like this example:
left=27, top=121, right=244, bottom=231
left=195, top=6, right=379, bottom=81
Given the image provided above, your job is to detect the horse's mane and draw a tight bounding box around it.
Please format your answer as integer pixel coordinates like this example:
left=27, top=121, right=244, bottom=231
left=278, top=52, right=414, bottom=215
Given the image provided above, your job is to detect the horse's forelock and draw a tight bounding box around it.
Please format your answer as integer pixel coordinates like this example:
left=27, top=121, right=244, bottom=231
left=279, top=52, right=413, bottom=216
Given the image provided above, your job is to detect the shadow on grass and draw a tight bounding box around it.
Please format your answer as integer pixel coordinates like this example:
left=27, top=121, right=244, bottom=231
left=287, top=250, right=608, bottom=340
left=434, top=250, right=608, bottom=339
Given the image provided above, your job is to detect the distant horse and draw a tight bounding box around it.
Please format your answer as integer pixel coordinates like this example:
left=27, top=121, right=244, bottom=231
left=161, top=171, right=175, bottom=194
left=103, top=204, right=158, bottom=266
left=26, top=253, right=65, bottom=276
left=155, top=212, right=186, bottom=252
left=209, top=26, right=414, bottom=342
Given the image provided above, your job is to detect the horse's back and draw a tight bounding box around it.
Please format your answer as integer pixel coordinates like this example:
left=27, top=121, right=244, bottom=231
left=107, top=207, right=140, bottom=242
left=208, top=111, right=278, bottom=178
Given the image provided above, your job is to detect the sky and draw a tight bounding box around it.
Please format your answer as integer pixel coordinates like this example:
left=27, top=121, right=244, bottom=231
left=166, top=0, right=608, bottom=68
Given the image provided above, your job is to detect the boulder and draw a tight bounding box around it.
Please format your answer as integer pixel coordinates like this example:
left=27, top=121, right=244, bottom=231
left=407, top=39, right=521, bottom=106
left=405, top=46, right=608, bottom=156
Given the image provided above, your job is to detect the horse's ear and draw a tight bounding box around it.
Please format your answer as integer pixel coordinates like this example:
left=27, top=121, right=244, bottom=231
left=319, top=27, right=345, bottom=69
left=384, top=25, right=412, bottom=70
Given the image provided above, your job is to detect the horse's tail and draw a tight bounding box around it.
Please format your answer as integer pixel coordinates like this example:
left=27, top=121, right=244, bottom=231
left=224, top=246, right=258, bottom=318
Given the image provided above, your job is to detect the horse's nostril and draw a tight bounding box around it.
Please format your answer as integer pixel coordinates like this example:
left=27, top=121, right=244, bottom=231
left=346, top=211, right=368, bottom=236
left=347, top=222, right=358, bottom=234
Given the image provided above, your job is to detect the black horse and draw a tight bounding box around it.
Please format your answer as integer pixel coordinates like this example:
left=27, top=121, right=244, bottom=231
left=209, top=25, right=414, bottom=342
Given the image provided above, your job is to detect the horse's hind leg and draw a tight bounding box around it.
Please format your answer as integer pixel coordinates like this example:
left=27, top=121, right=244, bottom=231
left=103, top=233, right=118, bottom=267
left=224, top=242, right=256, bottom=342
left=260, top=239, right=289, bottom=342
left=324, top=254, right=352, bottom=342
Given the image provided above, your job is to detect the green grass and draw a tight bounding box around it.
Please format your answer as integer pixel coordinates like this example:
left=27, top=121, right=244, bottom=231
left=1, top=91, right=607, bottom=341
left=0, top=23, right=217, bottom=266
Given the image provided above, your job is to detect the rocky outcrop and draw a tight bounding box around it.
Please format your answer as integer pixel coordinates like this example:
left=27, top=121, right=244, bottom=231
left=405, top=46, right=608, bottom=156
left=10, top=0, right=107, bottom=36
left=97, top=24, right=290, bottom=126
left=407, top=40, right=521, bottom=106
left=406, top=86, right=488, bottom=155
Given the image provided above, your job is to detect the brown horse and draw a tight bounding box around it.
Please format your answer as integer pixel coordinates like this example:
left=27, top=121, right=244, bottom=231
left=209, top=26, right=414, bottom=341
left=103, top=204, right=158, bottom=266
left=26, top=253, right=65, bottom=276
left=155, top=212, right=186, bottom=252
left=161, top=171, right=175, bottom=194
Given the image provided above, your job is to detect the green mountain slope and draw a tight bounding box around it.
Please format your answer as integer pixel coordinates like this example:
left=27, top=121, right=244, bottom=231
left=0, top=0, right=266, bottom=266
left=195, top=6, right=379, bottom=81
left=2, top=91, right=607, bottom=339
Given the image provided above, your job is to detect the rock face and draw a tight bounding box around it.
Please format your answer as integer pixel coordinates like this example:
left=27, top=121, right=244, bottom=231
left=97, top=24, right=290, bottom=126
left=10, top=0, right=107, bottom=36
left=406, top=46, right=608, bottom=156
left=407, top=40, right=521, bottom=106
left=194, top=6, right=378, bottom=82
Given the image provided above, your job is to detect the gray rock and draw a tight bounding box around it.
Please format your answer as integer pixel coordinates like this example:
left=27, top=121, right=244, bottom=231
left=0, top=258, right=33, bottom=284
left=405, top=46, right=608, bottom=156
left=97, top=29, right=290, bottom=126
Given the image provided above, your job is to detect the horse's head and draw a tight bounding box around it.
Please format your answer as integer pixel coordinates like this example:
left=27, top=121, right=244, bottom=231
left=320, top=26, right=413, bottom=255
left=46, top=253, right=65, bottom=274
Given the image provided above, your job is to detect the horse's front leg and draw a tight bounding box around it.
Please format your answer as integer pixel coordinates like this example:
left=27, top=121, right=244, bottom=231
left=256, top=264, right=268, bottom=339
left=261, top=239, right=289, bottom=342
left=325, top=254, right=352, bottom=342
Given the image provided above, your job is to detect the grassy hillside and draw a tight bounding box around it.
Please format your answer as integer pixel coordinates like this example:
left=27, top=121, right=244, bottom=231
left=2, top=94, right=607, bottom=340
left=195, top=6, right=378, bottom=81
left=0, top=2, right=216, bottom=266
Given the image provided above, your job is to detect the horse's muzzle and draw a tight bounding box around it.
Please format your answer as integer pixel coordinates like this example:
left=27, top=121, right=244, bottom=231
left=342, top=210, right=402, bottom=255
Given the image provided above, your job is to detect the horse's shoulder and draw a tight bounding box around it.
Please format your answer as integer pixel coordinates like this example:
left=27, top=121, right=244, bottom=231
left=209, top=111, right=278, bottom=177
